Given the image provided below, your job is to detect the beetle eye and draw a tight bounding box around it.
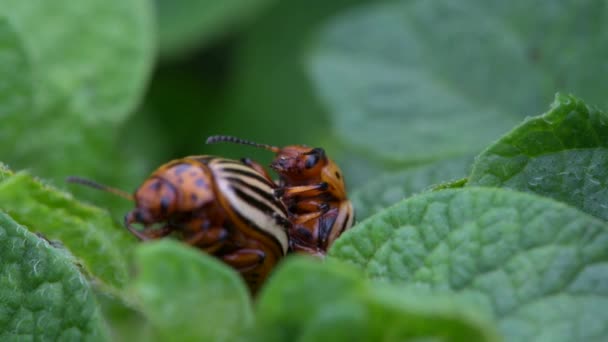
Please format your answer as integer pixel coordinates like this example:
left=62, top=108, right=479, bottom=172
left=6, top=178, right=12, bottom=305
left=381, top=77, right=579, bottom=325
left=305, top=154, right=319, bottom=169
left=304, top=148, right=325, bottom=169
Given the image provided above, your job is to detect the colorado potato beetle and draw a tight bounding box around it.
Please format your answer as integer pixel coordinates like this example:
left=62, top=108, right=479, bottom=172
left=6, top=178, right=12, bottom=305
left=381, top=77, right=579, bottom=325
left=206, top=136, right=355, bottom=257
left=67, top=156, right=291, bottom=294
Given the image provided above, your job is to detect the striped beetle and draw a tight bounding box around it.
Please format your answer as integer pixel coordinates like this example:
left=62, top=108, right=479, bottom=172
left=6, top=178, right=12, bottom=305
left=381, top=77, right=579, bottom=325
left=68, top=156, right=291, bottom=294
left=207, top=136, right=355, bottom=257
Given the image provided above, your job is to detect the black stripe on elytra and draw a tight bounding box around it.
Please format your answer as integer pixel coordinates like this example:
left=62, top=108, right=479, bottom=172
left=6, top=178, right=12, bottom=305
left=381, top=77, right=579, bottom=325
left=232, top=186, right=278, bottom=218
left=225, top=176, right=287, bottom=216
left=228, top=197, right=286, bottom=254
left=214, top=159, right=243, bottom=165
left=220, top=167, right=274, bottom=187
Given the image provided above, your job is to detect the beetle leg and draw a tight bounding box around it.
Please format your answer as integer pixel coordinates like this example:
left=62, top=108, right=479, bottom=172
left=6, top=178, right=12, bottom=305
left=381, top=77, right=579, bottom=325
left=290, top=200, right=330, bottom=214
left=127, top=224, right=171, bottom=241
left=241, top=157, right=275, bottom=184
left=289, top=240, right=326, bottom=258
left=221, top=248, right=266, bottom=273
left=275, top=182, right=328, bottom=198
left=185, top=226, right=229, bottom=254
left=292, top=211, right=324, bottom=225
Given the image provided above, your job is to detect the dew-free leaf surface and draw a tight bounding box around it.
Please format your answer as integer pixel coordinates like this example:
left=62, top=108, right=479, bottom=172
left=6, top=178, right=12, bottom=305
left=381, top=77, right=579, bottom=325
left=0, top=211, right=108, bottom=341
left=331, top=188, right=608, bottom=342
left=0, top=172, right=134, bottom=292
left=468, top=94, right=608, bottom=222
left=132, top=240, right=253, bottom=342
left=253, top=257, right=499, bottom=342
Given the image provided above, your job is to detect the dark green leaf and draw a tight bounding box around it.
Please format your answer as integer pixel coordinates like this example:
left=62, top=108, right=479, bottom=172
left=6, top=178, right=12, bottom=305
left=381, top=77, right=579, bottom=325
left=0, top=211, right=108, bottom=341
left=330, top=188, right=608, bottom=342
left=309, top=0, right=608, bottom=164
left=156, top=0, right=277, bottom=58
left=468, top=94, right=608, bottom=222
left=132, top=240, right=253, bottom=342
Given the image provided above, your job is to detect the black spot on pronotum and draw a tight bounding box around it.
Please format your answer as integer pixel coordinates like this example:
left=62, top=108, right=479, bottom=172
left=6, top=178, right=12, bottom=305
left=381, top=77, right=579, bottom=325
left=335, top=172, right=341, bottom=179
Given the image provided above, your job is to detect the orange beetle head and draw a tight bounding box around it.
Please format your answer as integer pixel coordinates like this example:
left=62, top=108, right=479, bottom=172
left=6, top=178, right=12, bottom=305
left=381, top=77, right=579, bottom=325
left=270, top=146, right=328, bottom=182
left=271, top=145, right=347, bottom=199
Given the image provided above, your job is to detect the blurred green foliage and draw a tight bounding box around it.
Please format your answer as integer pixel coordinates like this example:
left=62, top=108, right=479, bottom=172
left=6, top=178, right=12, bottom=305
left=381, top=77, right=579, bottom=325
left=1, top=0, right=608, bottom=341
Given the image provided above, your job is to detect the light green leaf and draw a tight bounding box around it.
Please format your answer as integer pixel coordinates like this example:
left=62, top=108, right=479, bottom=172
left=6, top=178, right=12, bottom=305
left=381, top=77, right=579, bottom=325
left=0, top=16, right=31, bottom=134
left=308, top=0, right=608, bottom=164
left=0, top=162, right=12, bottom=181
left=352, top=157, right=471, bottom=221
left=432, top=177, right=468, bottom=191
left=0, top=171, right=134, bottom=293
left=253, top=256, right=499, bottom=342
left=132, top=240, right=253, bottom=342
left=0, top=211, right=108, bottom=341
left=468, top=94, right=608, bottom=222
left=330, top=188, right=608, bottom=342
left=156, top=0, right=277, bottom=58
left=0, top=0, right=154, bottom=202
left=2, top=0, right=153, bottom=120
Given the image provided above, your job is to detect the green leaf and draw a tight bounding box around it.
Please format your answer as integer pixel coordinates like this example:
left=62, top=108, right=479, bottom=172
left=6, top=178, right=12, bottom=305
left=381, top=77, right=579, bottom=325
left=432, top=177, right=468, bottom=191
left=253, top=256, right=499, bottom=342
left=132, top=240, right=253, bottom=342
left=156, top=0, right=277, bottom=58
left=0, top=162, right=12, bottom=181
left=330, top=188, right=608, bottom=342
left=0, top=16, right=32, bottom=133
left=352, top=157, right=471, bottom=221
left=0, top=0, right=154, bottom=201
left=468, top=94, right=608, bottom=222
left=0, top=211, right=108, bottom=341
left=308, top=0, right=608, bottom=165
left=2, top=0, right=153, bottom=120
left=0, top=171, right=134, bottom=293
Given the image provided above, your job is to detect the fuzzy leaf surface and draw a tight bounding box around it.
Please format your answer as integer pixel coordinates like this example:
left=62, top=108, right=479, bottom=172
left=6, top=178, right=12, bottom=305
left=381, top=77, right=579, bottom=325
left=468, top=94, right=608, bottom=222
left=0, top=212, right=108, bottom=341
left=132, top=240, right=253, bottom=342
left=331, top=188, right=608, bottom=342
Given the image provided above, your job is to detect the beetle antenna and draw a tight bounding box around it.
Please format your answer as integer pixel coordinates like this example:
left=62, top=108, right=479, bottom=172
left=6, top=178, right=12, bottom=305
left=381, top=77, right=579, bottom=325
left=66, top=176, right=134, bottom=201
left=206, top=135, right=280, bottom=153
